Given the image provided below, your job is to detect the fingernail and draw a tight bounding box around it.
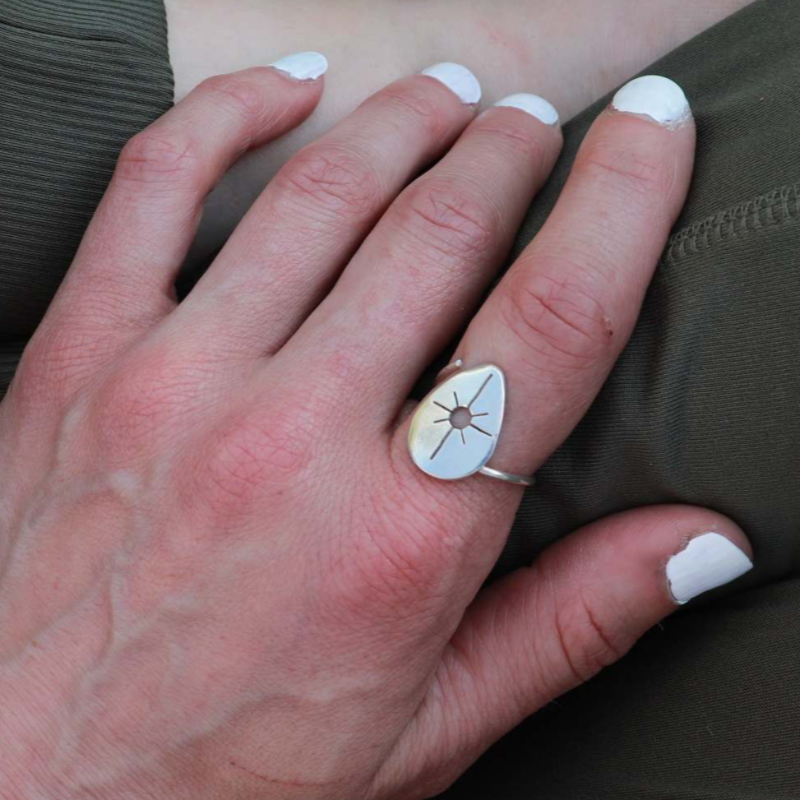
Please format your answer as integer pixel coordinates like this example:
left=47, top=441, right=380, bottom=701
left=494, top=93, right=560, bottom=126
left=420, top=63, right=482, bottom=106
left=269, top=51, right=328, bottom=81
left=612, top=75, right=691, bottom=128
left=666, top=532, right=753, bottom=605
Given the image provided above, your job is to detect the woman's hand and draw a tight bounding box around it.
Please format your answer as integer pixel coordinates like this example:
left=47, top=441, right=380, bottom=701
left=0, top=62, right=751, bottom=799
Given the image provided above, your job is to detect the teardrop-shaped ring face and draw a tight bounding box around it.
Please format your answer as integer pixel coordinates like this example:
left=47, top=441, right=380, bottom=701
left=408, top=364, right=506, bottom=481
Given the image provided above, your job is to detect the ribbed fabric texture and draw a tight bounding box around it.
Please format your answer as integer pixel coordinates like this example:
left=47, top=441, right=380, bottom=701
left=0, top=0, right=168, bottom=51
left=0, top=0, right=173, bottom=392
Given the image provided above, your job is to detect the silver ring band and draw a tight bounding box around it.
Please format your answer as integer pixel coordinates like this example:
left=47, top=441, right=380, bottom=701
left=407, top=359, right=536, bottom=488
left=479, top=466, right=536, bottom=487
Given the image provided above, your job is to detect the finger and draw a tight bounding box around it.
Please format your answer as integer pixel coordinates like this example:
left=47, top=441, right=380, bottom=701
left=38, top=56, right=327, bottom=377
left=438, top=75, right=696, bottom=480
left=278, top=92, right=563, bottom=414
left=173, top=63, right=482, bottom=358
left=372, top=505, right=753, bottom=797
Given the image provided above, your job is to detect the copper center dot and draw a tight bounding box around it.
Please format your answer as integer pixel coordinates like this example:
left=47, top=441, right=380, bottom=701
left=450, top=407, right=473, bottom=430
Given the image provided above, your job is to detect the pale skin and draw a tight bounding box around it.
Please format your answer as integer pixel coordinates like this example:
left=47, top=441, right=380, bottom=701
left=165, top=0, right=756, bottom=265
left=0, top=57, right=753, bottom=798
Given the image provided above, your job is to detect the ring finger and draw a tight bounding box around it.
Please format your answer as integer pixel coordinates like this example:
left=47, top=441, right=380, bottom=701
left=395, top=75, right=697, bottom=493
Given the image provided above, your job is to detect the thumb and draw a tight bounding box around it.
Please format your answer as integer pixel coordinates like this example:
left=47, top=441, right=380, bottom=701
left=373, top=505, right=753, bottom=798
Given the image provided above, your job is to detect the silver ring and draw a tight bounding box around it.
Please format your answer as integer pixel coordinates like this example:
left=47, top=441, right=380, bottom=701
left=407, top=360, right=536, bottom=488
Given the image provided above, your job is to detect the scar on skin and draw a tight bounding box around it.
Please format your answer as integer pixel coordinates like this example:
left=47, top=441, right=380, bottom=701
left=478, top=19, right=532, bottom=66
left=603, top=315, right=614, bottom=336
left=228, top=760, right=347, bottom=788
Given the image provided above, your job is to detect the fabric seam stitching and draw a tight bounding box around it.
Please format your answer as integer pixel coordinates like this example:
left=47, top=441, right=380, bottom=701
left=664, top=183, right=800, bottom=263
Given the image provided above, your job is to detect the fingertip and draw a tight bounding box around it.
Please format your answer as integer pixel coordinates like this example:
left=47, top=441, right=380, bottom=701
left=586, top=75, right=696, bottom=183
left=543, top=504, right=753, bottom=625
left=268, top=51, right=329, bottom=82
left=493, top=93, right=561, bottom=128
left=673, top=507, right=753, bottom=563
left=602, top=504, right=753, bottom=607
left=665, top=521, right=753, bottom=606
left=611, top=75, right=692, bottom=130
left=420, top=62, right=482, bottom=106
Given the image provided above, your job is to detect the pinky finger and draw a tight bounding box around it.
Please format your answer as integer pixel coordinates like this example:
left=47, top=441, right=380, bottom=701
left=372, top=505, right=753, bottom=798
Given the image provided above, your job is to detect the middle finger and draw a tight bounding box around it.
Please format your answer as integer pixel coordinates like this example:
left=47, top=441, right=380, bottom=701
left=278, top=92, right=563, bottom=415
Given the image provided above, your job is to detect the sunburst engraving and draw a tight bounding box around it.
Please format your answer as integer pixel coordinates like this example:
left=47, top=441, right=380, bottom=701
left=429, top=373, right=494, bottom=460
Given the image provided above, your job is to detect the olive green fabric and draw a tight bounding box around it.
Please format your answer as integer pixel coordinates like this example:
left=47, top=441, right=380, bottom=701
left=0, top=0, right=174, bottom=393
left=1, top=0, right=799, bottom=798
left=439, top=1, right=800, bottom=797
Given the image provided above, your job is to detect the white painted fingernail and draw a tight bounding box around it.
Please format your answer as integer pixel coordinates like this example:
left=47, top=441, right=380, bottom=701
left=420, top=63, right=482, bottom=105
left=666, top=533, right=753, bottom=605
left=612, top=75, right=691, bottom=128
left=269, top=51, right=328, bottom=81
left=494, top=93, right=560, bottom=126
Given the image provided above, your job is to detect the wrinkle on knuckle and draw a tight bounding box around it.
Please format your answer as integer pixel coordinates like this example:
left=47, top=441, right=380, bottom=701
left=379, top=84, right=445, bottom=137
left=275, top=145, right=382, bottom=221
left=500, top=266, right=615, bottom=372
left=116, top=127, right=202, bottom=190
left=476, top=118, right=542, bottom=158
left=397, top=180, right=496, bottom=264
left=578, top=139, right=668, bottom=203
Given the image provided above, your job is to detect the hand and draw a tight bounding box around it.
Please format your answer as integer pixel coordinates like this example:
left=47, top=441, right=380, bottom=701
left=0, top=63, right=751, bottom=799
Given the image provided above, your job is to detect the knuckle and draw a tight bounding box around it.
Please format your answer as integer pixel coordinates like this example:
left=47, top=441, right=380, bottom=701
left=13, top=301, right=173, bottom=412
left=332, top=443, right=481, bottom=623
left=578, top=139, right=672, bottom=202
left=340, top=506, right=452, bottom=622
left=345, top=522, right=441, bottom=620
left=197, top=73, right=264, bottom=114
left=552, top=588, right=633, bottom=686
left=475, top=117, right=543, bottom=158
left=11, top=333, right=68, bottom=408
left=396, top=179, right=496, bottom=264
left=378, top=83, right=445, bottom=136
left=91, top=350, right=204, bottom=458
left=116, top=126, right=202, bottom=189
left=186, top=400, right=315, bottom=522
left=12, top=323, right=112, bottom=408
left=274, top=144, right=382, bottom=221
left=499, top=265, right=615, bottom=371
left=196, top=73, right=265, bottom=134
